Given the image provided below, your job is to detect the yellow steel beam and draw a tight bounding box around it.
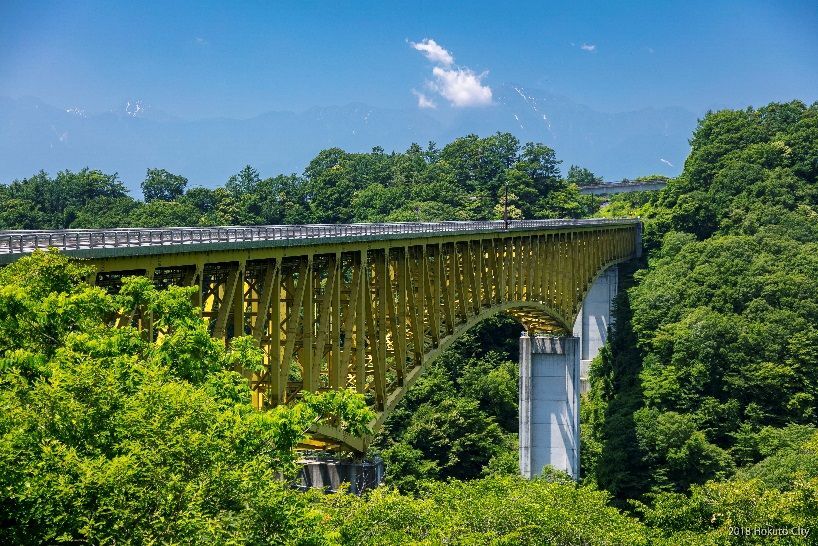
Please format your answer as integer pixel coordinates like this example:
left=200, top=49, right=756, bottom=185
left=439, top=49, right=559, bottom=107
left=330, top=252, right=342, bottom=390
left=281, top=258, right=309, bottom=395
left=313, top=254, right=337, bottom=387
left=366, top=254, right=385, bottom=409
left=354, top=251, right=366, bottom=394
left=406, top=247, right=425, bottom=362
left=302, top=258, right=316, bottom=392
left=252, top=261, right=278, bottom=341
left=393, top=248, right=408, bottom=385
left=268, top=263, right=284, bottom=405
left=340, top=253, right=359, bottom=386
left=212, top=263, right=240, bottom=340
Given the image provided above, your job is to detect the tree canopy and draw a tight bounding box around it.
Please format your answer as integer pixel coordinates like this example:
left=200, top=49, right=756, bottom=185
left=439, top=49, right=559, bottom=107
left=0, top=133, right=598, bottom=230
left=0, top=250, right=372, bottom=545
left=585, top=101, right=818, bottom=525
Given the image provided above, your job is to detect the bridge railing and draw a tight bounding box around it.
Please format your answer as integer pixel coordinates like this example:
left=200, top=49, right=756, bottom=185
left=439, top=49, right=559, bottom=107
left=0, top=219, right=639, bottom=255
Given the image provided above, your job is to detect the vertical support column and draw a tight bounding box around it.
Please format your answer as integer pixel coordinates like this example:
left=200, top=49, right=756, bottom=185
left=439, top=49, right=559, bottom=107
left=489, top=240, right=501, bottom=304
left=543, top=235, right=552, bottom=308
left=355, top=251, right=366, bottom=393
left=213, top=263, right=240, bottom=341
left=519, top=332, right=533, bottom=478
left=439, top=243, right=454, bottom=335
left=532, top=235, right=542, bottom=301
left=302, top=258, right=315, bottom=392
left=233, top=267, right=246, bottom=339
left=519, top=334, right=580, bottom=480
left=191, top=262, right=205, bottom=315
left=406, top=247, right=424, bottom=363
left=269, top=265, right=284, bottom=405
left=367, top=251, right=386, bottom=409
left=314, top=255, right=337, bottom=388
left=330, top=253, right=342, bottom=389
left=572, top=265, right=618, bottom=394
left=423, top=245, right=438, bottom=347
left=395, top=248, right=408, bottom=384
left=514, top=237, right=523, bottom=301
left=475, top=240, right=485, bottom=309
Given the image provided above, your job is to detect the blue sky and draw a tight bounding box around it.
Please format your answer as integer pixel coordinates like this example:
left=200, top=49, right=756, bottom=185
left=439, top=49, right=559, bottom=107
left=1, top=0, right=817, bottom=119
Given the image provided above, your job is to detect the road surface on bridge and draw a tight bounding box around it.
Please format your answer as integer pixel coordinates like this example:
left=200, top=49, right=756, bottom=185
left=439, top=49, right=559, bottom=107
left=0, top=219, right=639, bottom=262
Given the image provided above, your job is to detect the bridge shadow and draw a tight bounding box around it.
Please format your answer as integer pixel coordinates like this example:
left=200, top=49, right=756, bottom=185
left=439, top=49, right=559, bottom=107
left=585, top=259, right=651, bottom=505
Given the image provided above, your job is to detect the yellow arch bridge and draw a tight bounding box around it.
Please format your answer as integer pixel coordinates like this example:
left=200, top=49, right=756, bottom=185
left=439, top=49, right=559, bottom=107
left=0, top=219, right=641, bottom=452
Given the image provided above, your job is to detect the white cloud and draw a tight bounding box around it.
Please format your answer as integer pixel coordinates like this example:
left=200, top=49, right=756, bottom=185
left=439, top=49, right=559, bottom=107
left=660, top=158, right=674, bottom=167
left=429, top=66, right=492, bottom=107
left=409, top=38, right=492, bottom=108
left=195, top=37, right=208, bottom=46
left=412, top=90, right=437, bottom=109
left=580, top=43, right=596, bottom=52
left=410, top=38, right=454, bottom=66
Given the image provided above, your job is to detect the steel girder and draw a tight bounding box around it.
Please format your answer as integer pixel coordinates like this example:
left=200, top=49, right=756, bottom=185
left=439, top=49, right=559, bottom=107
left=82, top=224, right=639, bottom=452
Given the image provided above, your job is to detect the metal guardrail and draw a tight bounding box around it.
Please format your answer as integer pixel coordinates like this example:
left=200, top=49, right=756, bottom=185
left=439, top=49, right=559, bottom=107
left=0, top=219, right=640, bottom=255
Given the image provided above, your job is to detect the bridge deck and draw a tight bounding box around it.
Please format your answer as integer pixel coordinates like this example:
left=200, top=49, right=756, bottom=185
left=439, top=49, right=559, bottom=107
left=0, top=219, right=640, bottom=263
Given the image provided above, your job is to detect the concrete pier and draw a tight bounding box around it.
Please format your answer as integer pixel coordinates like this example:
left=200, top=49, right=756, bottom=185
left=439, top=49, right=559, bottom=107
left=519, top=334, right=580, bottom=479
left=572, top=265, right=618, bottom=393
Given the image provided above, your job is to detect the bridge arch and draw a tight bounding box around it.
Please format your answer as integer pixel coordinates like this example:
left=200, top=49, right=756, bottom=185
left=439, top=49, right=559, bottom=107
left=0, top=220, right=640, bottom=452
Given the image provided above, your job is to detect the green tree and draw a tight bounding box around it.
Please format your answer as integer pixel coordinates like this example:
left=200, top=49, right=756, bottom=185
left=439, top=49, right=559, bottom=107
left=0, top=250, right=372, bottom=545
left=402, top=398, right=505, bottom=480
left=225, top=165, right=262, bottom=197
left=127, top=200, right=202, bottom=227
left=302, top=148, right=358, bottom=222
left=69, top=196, right=139, bottom=228
left=141, top=168, right=188, bottom=202
left=0, top=197, right=46, bottom=229
left=180, top=186, right=218, bottom=215
left=321, top=476, right=649, bottom=546
left=567, top=164, right=602, bottom=186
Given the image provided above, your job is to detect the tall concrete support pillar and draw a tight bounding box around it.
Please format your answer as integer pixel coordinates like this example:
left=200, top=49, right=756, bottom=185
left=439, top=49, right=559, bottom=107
left=519, top=334, right=580, bottom=480
left=573, top=265, right=618, bottom=393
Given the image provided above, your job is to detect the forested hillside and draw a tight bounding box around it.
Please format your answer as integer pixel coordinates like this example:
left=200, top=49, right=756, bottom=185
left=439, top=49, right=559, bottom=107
left=585, top=100, right=818, bottom=542
left=2, top=103, right=818, bottom=544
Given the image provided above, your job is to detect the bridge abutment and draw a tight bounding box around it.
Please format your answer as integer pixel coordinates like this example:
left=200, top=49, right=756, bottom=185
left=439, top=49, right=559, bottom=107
left=519, top=334, right=580, bottom=479
left=297, top=457, right=384, bottom=494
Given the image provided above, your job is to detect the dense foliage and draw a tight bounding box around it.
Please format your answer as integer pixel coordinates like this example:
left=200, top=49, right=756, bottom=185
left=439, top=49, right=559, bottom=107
left=0, top=133, right=597, bottom=229
left=0, top=251, right=373, bottom=544
left=374, top=315, right=522, bottom=492
left=583, top=100, right=818, bottom=540
left=321, top=475, right=649, bottom=546
left=566, top=164, right=602, bottom=187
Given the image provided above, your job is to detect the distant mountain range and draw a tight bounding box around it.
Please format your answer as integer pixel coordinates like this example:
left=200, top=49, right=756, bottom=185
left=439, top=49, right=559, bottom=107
left=0, top=84, right=698, bottom=192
